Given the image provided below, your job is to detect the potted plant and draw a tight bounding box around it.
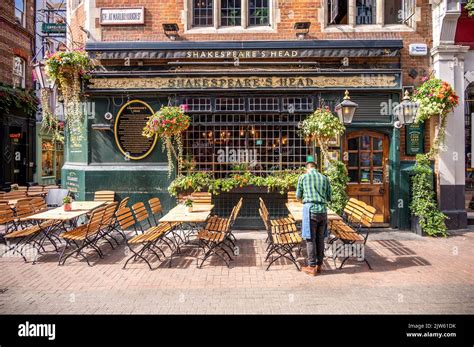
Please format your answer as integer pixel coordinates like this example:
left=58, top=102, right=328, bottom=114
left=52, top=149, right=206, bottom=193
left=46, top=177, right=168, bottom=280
left=142, top=106, right=191, bottom=176
left=184, top=198, right=194, bottom=213
left=63, top=196, right=72, bottom=211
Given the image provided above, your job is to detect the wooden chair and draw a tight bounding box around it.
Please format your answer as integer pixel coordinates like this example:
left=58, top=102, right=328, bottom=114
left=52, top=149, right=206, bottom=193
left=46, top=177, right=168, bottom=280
left=190, top=192, right=212, bottom=205
left=27, top=185, right=45, bottom=197
left=96, top=202, right=119, bottom=250
left=116, top=206, right=179, bottom=270
left=0, top=204, right=16, bottom=234
left=94, top=190, right=115, bottom=202
left=147, top=197, right=163, bottom=225
left=287, top=191, right=298, bottom=203
left=118, top=197, right=129, bottom=210
left=196, top=198, right=243, bottom=268
left=328, top=198, right=375, bottom=270
left=59, top=206, right=108, bottom=266
left=259, top=201, right=302, bottom=271
left=4, top=191, right=27, bottom=200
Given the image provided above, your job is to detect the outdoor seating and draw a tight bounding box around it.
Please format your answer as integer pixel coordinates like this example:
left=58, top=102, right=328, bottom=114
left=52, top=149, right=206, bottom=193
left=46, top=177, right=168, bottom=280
left=196, top=198, right=242, bottom=268
left=0, top=204, right=16, bottom=234
left=59, top=205, right=108, bottom=266
left=94, top=190, right=115, bottom=202
left=259, top=199, right=302, bottom=271
left=190, top=192, right=212, bottom=205
left=3, top=190, right=27, bottom=200
left=116, top=205, right=180, bottom=270
left=287, top=191, right=298, bottom=203
left=328, top=198, right=376, bottom=270
left=27, top=185, right=46, bottom=197
left=96, top=202, right=120, bottom=249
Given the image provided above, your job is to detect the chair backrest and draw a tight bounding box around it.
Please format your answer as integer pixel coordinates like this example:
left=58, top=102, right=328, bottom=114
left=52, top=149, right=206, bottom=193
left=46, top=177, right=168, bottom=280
left=45, top=189, right=69, bottom=207
left=11, top=185, right=27, bottom=192
left=0, top=205, right=15, bottom=226
left=118, top=197, right=130, bottom=210
left=86, top=206, right=108, bottom=237
left=44, top=185, right=59, bottom=192
left=28, top=186, right=44, bottom=193
left=131, top=202, right=153, bottom=231
left=14, top=200, right=35, bottom=219
left=258, top=207, right=270, bottom=233
left=101, top=202, right=118, bottom=228
left=0, top=200, right=9, bottom=206
left=30, top=197, right=48, bottom=213
left=190, top=192, right=212, bottom=205
left=4, top=191, right=27, bottom=199
left=94, top=190, right=115, bottom=202
left=148, top=197, right=163, bottom=215
left=115, top=206, right=137, bottom=230
left=344, top=198, right=376, bottom=228
left=287, top=191, right=298, bottom=203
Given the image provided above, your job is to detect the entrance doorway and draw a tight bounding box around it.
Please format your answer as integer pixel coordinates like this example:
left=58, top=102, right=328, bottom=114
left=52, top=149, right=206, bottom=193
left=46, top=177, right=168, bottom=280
left=344, top=131, right=390, bottom=224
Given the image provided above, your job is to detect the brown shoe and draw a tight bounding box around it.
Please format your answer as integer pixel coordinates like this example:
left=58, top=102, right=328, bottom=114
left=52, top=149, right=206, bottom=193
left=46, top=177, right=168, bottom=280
left=316, top=265, right=323, bottom=273
left=301, top=266, right=316, bottom=276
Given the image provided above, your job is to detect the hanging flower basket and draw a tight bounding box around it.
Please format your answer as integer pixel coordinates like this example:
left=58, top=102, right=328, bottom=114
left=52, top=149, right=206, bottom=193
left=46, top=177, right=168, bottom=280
left=44, top=49, right=94, bottom=147
left=143, top=106, right=191, bottom=175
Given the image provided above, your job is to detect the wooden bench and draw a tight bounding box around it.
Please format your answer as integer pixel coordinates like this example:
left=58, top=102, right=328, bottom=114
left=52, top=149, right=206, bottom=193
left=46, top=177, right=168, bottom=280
left=94, top=190, right=115, bottom=202
left=328, top=198, right=376, bottom=269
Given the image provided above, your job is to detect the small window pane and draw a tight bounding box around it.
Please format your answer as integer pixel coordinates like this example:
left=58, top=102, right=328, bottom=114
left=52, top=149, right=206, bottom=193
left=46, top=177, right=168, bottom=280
left=373, top=170, right=383, bottom=184
left=221, top=0, right=241, bottom=26
left=193, top=0, right=213, bottom=27
left=327, top=0, right=348, bottom=25
left=348, top=153, right=358, bottom=167
left=372, top=152, right=383, bottom=166
left=356, top=0, right=376, bottom=25
left=348, top=169, right=359, bottom=183
left=249, top=0, right=269, bottom=26
left=360, top=152, right=371, bottom=167
left=360, top=136, right=371, bottom=150
left=373, top=137, right=383, bottom=150
left=348, top=138, right=358, bottom=150
left=384, top=0, right=402, bottom=24
left=360, top=169, right=370, bottom=184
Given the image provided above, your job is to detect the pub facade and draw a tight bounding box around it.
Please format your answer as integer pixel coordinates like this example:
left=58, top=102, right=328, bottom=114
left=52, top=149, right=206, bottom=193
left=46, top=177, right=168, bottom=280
left=65, top=0, right=453, bottom=229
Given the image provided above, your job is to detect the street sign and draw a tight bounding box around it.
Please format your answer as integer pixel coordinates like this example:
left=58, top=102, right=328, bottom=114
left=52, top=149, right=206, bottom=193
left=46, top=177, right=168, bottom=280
left=42, top=23, right=66, bottom=34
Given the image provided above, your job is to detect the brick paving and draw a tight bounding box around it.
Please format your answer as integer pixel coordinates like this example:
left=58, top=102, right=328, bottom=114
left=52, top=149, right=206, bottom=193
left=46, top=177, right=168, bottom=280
left=0, top=229, right=473, bottom=314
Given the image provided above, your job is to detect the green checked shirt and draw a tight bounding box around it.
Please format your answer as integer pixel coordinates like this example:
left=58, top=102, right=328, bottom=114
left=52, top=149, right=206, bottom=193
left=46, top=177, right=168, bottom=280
left=296, top=169, right=332, bottom=213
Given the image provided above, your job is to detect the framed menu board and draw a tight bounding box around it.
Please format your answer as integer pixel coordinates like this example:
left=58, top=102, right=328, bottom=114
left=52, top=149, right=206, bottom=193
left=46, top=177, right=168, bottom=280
left=114, top=100, right=158, bottom=160
left=405, top=123, right=424, bottom=156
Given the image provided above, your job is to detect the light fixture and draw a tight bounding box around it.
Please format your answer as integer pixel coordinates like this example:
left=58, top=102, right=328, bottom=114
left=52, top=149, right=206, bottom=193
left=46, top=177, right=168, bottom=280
left=294, top=22, right=311, bottom=40
left=33, top=61, right=55, bottom=89
left=335, top=90, right=358, bottom=124
left=393, top=90, right=419, bottom=128
left=163, top=23, right=179, bottom=41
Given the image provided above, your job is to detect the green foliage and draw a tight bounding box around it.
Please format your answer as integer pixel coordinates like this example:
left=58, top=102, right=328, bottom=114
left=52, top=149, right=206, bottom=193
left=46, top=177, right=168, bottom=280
left=299, top=107, right=345, bottom=140
left=410, top=154, right=447, bottom=237
left=466, top=0, right=474, bottom=17
left=184, top=198, right=193, bottom=207
left=168, top=169, right=305, bottom=197
left=45, top=49, right=93, bottom=81
left=0, top=83, right=38, bottom=115
left=62, top=196, right=71, bottom=204
left=324, top=160, right=349, bottom=215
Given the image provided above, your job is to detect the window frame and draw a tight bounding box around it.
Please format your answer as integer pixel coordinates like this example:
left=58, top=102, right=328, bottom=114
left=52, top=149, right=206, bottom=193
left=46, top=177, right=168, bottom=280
left=187, top=0, right=273, bottom=31
left=323, top=0, right=417, bottom=32
left=14, top=0, right=25, bottom=27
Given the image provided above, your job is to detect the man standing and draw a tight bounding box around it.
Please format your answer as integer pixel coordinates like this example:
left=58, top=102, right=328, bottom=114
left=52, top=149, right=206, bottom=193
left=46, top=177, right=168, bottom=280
left=296, top=161, right=332, bottom=276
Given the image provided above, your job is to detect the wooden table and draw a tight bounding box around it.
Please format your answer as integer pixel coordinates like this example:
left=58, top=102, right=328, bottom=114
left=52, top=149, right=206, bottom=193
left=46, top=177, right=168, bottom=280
left=23, top=203, right=103, bottom=264
left=286, top=202, right=342, bottom=222
left=159, top=204, right=214, bottom=223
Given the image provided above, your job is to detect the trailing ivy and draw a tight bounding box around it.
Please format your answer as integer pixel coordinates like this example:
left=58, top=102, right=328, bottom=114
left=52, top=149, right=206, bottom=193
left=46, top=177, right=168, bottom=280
left=0, top=83, right=38, bottom=115
left=466, top=0, right=474, bottom=17
left=324, top=160, right=349, bottom=215
left=409, top=155, right=447, bottom=237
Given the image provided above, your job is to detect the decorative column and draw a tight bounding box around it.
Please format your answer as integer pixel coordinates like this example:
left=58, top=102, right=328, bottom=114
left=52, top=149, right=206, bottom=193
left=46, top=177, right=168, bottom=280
left=431, top=45, right=469, bottom=229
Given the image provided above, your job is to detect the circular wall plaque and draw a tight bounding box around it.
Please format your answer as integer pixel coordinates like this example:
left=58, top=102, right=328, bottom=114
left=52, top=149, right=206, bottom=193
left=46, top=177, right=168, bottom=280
left=114, top=100, right=158, bottom=160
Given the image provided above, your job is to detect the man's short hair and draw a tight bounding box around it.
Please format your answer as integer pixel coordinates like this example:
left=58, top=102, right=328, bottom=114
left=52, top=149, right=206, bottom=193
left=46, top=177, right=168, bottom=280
left=306, top=161, right=317, bottom=169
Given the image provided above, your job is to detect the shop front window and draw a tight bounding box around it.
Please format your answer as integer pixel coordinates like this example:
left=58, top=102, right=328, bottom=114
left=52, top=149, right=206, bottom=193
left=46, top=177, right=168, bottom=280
left=181, top=96, right=312, bottom=178
left=42, top=140, right=54, bottom=177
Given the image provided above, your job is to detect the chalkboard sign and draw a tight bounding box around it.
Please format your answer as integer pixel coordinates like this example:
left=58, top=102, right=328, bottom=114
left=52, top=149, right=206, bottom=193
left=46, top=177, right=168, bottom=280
left=114, top=100, right=157, bottom=160
left=405, top=123, right=424, bottom=156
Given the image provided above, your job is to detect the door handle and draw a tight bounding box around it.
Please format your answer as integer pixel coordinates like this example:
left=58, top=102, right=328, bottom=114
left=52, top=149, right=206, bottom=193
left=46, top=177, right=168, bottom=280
left=379, top=188, right=385, bottom=194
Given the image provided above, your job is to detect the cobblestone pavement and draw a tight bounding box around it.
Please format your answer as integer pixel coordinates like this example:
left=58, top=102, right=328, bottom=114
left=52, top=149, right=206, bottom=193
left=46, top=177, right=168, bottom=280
left=0, top=229, right=473, bottom=314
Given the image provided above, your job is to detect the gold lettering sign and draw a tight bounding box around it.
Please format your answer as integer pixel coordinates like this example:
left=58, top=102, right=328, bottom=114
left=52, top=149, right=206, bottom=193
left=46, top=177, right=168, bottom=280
left=114, top=100, right=158, bottom=160
left=89, top=75, right=399, bottom=90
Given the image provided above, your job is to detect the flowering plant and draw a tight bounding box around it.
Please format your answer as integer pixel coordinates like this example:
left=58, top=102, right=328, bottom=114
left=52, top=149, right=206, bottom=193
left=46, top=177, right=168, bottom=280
left=299, top=107, right=345, bottom=141
left=44, top=49, right=94, bottom=147
left=412, top=77, right=459, bottom=124
left=143, top=106, right=191, bottom=175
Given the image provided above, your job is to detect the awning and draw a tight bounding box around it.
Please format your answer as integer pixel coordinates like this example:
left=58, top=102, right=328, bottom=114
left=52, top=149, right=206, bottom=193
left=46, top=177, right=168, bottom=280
left=85, top=39, right=403, bottom=60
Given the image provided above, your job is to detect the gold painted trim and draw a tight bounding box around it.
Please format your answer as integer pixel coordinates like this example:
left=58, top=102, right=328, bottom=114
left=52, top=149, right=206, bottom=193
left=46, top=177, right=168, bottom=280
left=114, top=99, right=158, bottom=161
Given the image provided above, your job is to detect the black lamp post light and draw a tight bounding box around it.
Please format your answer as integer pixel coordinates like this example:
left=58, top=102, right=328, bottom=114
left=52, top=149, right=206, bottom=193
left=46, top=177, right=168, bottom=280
left=393, top=90, right=419, bottom=128
left=33, top=60, right=55, bottom=90
left=335, top=90, right=358, bottom=125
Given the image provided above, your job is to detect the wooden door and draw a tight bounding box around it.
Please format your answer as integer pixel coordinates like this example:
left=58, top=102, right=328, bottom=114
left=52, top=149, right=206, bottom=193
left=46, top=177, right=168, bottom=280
left=344, top=131, right=389, bottom=224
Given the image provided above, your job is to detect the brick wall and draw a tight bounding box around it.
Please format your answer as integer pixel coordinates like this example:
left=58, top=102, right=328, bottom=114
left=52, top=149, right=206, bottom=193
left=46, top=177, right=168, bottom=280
left=0, top=0, right=35, bottom=89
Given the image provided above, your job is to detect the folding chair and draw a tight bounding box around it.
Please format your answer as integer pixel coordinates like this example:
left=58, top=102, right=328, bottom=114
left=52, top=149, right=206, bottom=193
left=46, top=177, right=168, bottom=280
left=116, top=206, right=179, bottom=270
left=96, top=202, right=119, bottom=249
left=59, top=206, right=108, bottom=266
left=259, top=205, right=302, bottom=271
left=0, top=204, right=17, bottom=235
left=94, top=190, right=115, bottom=202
